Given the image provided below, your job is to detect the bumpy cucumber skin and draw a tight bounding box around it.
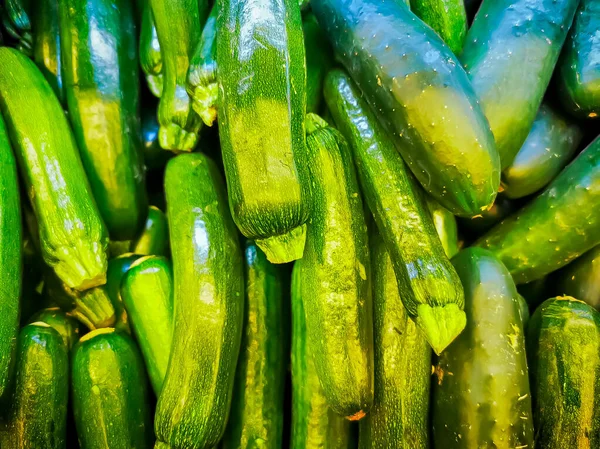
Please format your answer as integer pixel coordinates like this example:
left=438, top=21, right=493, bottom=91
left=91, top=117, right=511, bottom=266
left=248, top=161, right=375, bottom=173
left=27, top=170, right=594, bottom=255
left=527, top=297, right=600, bottom=449
left=312, top=0, right=499, bottom=217
left=410, top=0, right=467, bottom=54
left=140, top=4, right=163, bottom=97
left=558, top=0, right=600, bottom=119
left=155, top=153, right=245, bottom=449
left=324, top=70, right=465, bottom=355
left=29, top=307, right=80, bottom=350
left=554, top=245, right=600, bottom=309
left=31, top=0, right=63, bottom=103
left=221, top=242, right=285, bottom=449
left=503, top=103, right=582, bottom=199
left=433, top=247, right=534, bottom=449
left=130, top=206, right=169, bottom=257
left=359, top=232, right=430, bottom=449
left=461, top=0, right=579, bottom=169
left=0, top=48, right=108, bottom=291
left=477, top=136, right=600, bottom=284
left=303, top=13, right=333, bottom=114
left=290, top=262, right=352, bottom=449
left=426, top=197, right=460, bottom=258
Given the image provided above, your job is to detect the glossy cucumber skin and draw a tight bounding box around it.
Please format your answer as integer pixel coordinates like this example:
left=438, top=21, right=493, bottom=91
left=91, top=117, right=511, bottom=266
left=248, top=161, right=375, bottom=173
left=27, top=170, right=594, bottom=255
left=29, top=307, right=80, bottom=350
left=59, top=0, right=148, bottom=241
left=359, top=232, right=430, bottom=449
left=426, top=197, right=459, bottom=258
left=461, top=0, right=579, bottom=169
left=554, top=245, right=600, bottom=309
left=557, top=0, right=600, bottom=119
left=155, top=153, right=245, bottom=449
left=0, top=47, right=108, bottom=291
left=31, top=0, right=63, bottom=103
left=106, top=254, right=142, bottom=333
left=72, top=329, right=153, bottom=449
left=303, top=13, right=333, bottom=114
left=290, top=262, right=352, bottom=449
left=217, top=0, right=311, bottom=263
left=130, top=206, right=169, bottom=257
left=324, top=69, right=465, bottom=355
left=221, top=242, right=285, bottom=449
left=139, top=3, right=163, bottom=97
left=433, top=247, right=534, bottom=449
left=477, top=135, right=600, bottom=284
left=121, top=256, right=173, bottom=395
left=410, top=0, right=467, bottom=54
left=502, top=103, right=583, bottom=199
left=527, top=297, right=600, bottom=448
left=312, top=0, right=500, bottom=217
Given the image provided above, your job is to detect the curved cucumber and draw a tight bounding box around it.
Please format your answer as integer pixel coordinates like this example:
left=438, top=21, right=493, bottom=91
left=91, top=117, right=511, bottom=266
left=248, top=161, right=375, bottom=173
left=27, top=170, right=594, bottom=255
left=105, top=254, right=142, bottom=333
left=31, top=0, right=63, bottom=103
left=130, top=206, right=169, bottom=257
left=409, top=0, right=467, bottom=54
left=139, top=4, right=163, bottom=97
left=554, top=245, right=600, bottom=310
left=303, top=13, right=333, bottom=114
left=29, top=307, right=80, bottom=350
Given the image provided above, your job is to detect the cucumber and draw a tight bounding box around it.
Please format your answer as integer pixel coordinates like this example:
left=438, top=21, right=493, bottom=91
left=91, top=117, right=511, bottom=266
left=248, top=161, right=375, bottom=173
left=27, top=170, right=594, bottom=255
left=72, top=328, right=153, bottom=449
left=155, top=153, right=245, bottom=449
left=409, top=0, right=467, bottom=54
left=527, top=296, right=600, bottom=448
left=120, top=255, right=173, bottom=395
left=0, top=47, right=108, bottom=291
left=324, top=69, right=465, bottom=355
left=432, top=247, right=534, bottom=448
left=426, top=197, right=459, bottom=258
left=31, top=0, right=63, bottom=103
left=130, top=206, right=169, bottom=257
left=290, top=262, right=353, bottom=449
left=221, top=241, right=285, bottom=449
left=29, top=307, right=80, bottom=350
left=461, top=0, right=579, bottom=169
left=311, top=0, right=500, bottom=217
left=217, top=0, right=311, bottom=263
left=358, top=231, right=430, bottom=449
left=554, top=245, right=600, bottom=309
left=303, top=13, right=333, bottom=114
left=502, top=103, right=583, bottom=199
left=105, top=254, right=142, bottom=333
left=139, top=3, right=162, bottom=97
left=477, top=135, right=600, bottom=284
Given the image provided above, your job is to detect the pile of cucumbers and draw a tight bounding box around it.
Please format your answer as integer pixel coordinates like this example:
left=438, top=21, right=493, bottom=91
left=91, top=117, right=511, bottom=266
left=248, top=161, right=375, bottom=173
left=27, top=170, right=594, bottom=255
left=0, top=0, right=599, bottom=447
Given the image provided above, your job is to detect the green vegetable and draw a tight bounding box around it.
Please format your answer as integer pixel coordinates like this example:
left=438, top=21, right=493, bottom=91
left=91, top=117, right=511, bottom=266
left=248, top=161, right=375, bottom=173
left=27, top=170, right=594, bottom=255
left=31, top=0, right=63, bottom=103
left=130, top=206, right=169, bottom=257
left=105, top=253, right=142, bottom=333
left=461, top=0, right=579, bottom=168
left=0, top=47, right=108, bottom=291
left=409, top=0, right=467, bottom=54
left=141, top=107, right=173, bottom=171
left=554, top=245, right=600, bottom=309
left=29, top=307, right=80, bottom=350
left=426, top=197, right=460, bottom=258
left=527, top=296, right=600, bottom=449
left=139, top=3, right=162, bottom=97
left=312, top=0, right=500, bottom=217
left=155, top=153, right=245, bottom=449
left=324, top=69, right=465, bottom=355
left=517, top=294, right=530, bottom=327
left=217, top=0, right=311, bottom=263
left=433, top=247, right=534, bottom=448
left=303, top=13, right=332, bottom=114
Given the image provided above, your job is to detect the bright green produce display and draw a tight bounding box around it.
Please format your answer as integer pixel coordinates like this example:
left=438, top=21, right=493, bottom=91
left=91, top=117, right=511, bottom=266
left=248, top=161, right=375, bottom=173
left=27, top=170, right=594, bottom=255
left=139, top=3, right=162, bottom=97
left=527, top=297, right=600, bottom=448
left=409, top=0, right=467, bottom=54
left=130, top=206, right=169, bottom=257
left=29, top=307, right=80, bottom=350
left=312, top=0, right=500, bottom=217
left=433, top=247, right=534, bottom=448
left=461, top=0, right=579, bottom=169
left=502, top=103, right=582, bottom=199
left=121, top=255, right=173, bottom=395
left=105, top=253, right=142, bottom=333
left=217, top=0, right=311, bottom=263
left=31, top=0, right=63, bottom=103
left=359, top=231, right=431, bottom=449
left=324, top=70, right=465, bottom=355
left=303, top=13, right=333, bottom=114
left=554, top=245, right=600, bottom=309
left=155, top=153, right=245, bottom=449
left=0, top=47, right=108, bottom=291
left=477, top=135, right=600, bottom=284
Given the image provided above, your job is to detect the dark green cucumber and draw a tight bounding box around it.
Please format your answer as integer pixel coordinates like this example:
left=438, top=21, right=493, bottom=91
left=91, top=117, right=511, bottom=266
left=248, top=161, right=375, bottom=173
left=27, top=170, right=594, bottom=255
left=527, top=297, right=600, bottom=448
left=502, top=103, right=583, bottom=199
left=303, top=13, right=333, bottom=114
left=557, top=0, right=600, bottom=119
left=105, top=253, right=142, bottom=333
left=432, top=247, right=534, bottom=448
left=409, top=0, right=467, bottom=54
left=217, top=0, right=311, bottom=263
left=141, top=107, right=173, bottom=171
left=311, top=0, right=500, bottom=217
left=155, top=153, right=245, bottom=449
left=221, top=241, right=285, bottom=449
left=299, top=114, right=373, bottom=418
left=31, top=0, right=63, bottom=103
left=324, top=69, right=465, bottom=355
left=290, top=262, right=352, bottom=449
left=1, top=323, right=68, bottom=449
left=554, top=245, right=600, bottom=309
left=426, top=197, right=459, bottom=259
left=477, top=135, right=600, bottom=284
left=130, top=206, right=169, bottom=257
left=72, top=328, right=153, bottom=449
left=139, top=3, right=162, bottom=97
left=461, top=0, right=579, bottom=169
left=120, top=255, right=173, bottom=395
left=187, top=3, right=217, bottom=126
left=458, top=193, right=516, bottom=236
left=29, top=307, right=80, bottom=350
left=0, top=47, right=108, bottom=291
left=359, top=231, right=430, bottom=449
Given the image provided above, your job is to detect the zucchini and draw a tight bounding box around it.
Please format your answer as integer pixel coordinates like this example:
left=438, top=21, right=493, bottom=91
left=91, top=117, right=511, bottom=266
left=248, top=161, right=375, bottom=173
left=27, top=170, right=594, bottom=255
left=0, top=47, right=108, bottom=291
left=130, top=206, right=169, bottom=257
left=324, top=69, right=465, bottom=355
left=432, top=247, right=534, bottom=449
left=155, top=153, right=245, bottom=449
left=461, top=0, right=579, bottom=169
left=105, top=253, right=142, bottom=333
left=554, top=245, right=600, bottom=309
left=409, top=0, right=467, bottom=54
left=299, top=113, right=373, bottom=418
left=141, top=107, right=173, bottom=172
left=139, top=3, right=162, bottom=98
left=358, top=231, right=430, bottom=449
left=303, top=13, right=333, bottom=114
left=426, top=197, right=459, bottom=258
left=527, top=296, right=600, bottom=448
left=72, top=328, right=153, bottom=449
left=477, top=135, right=600, bottom=284
left=31, top=0, right=63, bottom=103
left=502, top=103, right=583, bottom=199
left=29, top=307, right=80, bottom=350
left=311, top=0, right=500, bottom=217
left=120, top=255, right=173, bottom=395
left=217, top=0, right=311, bottom=263
left=221, top=241, right=285, bottom=449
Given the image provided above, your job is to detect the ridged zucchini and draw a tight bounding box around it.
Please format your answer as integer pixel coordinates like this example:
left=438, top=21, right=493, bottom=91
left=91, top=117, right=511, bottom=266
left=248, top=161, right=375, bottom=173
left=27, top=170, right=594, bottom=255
left=139, top=3, right=162, bottom=97
left=303, top=13, right=333, bottom=114
left=31, top=0, right=63, bottom=103
left=130, top=206, right=169, bottom=257
left=554, top=245, right=600, bottom=309
left=409, top=0, right=467, bottom=54
left=29, top=307, right=80, bottom=350
left=105, top=254, right=142, bottom=333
